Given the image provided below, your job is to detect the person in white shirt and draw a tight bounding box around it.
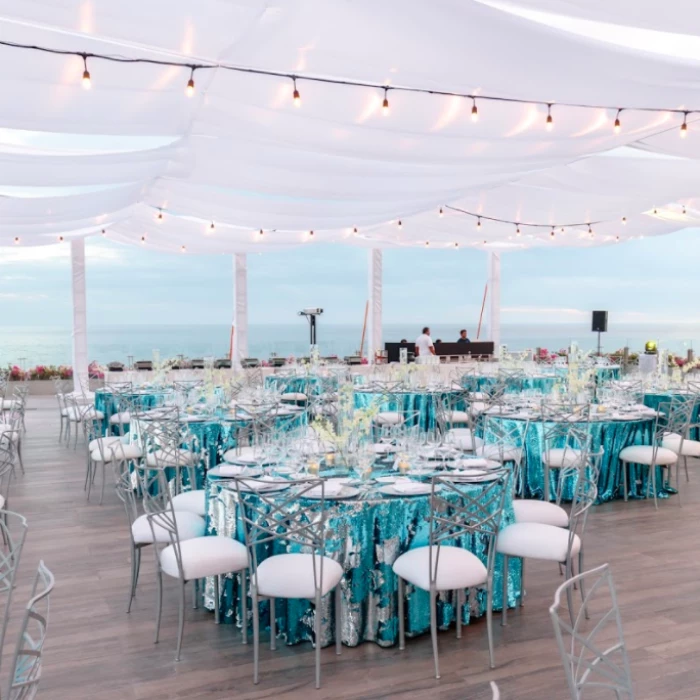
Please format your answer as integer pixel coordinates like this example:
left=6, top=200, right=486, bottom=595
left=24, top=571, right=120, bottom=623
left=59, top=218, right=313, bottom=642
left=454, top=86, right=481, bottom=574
left=414, top=327, right=435, bottom=360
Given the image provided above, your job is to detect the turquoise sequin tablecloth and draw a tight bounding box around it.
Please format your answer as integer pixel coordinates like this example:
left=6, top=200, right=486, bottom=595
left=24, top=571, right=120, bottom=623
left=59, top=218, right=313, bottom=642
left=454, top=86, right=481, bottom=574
left=264, top=375, right=335, bottom=396
left=205, top=473, right=521, bottom=648
left=644, top=391, right=700, bottom=439
left=486, top=414, right=654, bottom=502
left=466, top=375, right=557, bottom=394
left=354, top=388, right=462, bottom=432
left=95, top=388, right=172, bottom=427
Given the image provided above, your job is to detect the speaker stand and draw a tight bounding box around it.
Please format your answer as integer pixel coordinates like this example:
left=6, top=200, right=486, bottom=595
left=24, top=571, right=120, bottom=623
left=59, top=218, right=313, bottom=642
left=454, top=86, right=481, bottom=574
left=597, top=331, right=602, bottom=357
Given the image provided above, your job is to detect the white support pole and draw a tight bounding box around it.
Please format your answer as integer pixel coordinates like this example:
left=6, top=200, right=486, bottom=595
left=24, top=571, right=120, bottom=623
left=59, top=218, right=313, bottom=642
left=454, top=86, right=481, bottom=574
left=70, top=238, right=89, bottom=392
left=232, top=253, right=249, bottom=368
left=368, top=249, right=383, bottom=364
left=487, top=251, right=501, bottom=351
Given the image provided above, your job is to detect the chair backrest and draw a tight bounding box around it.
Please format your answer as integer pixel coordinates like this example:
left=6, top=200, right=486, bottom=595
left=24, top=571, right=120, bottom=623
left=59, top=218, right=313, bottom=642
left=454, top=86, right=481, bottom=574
left=567, top=467, right=597, bottom=562
left=549, top=563, right=633, bottom=699
left=657, top=399, right=695, bottom=446
left=6, top=561, right=55, bottom=700
left=497, top=368, right=526, bottom=393
left=481, top=417, right=531, bottom=494
left=234, top=477, right=332, bottom=594
left=0, top=509, right=29, bottom=676
left=428, top=471, right=510, bottom=587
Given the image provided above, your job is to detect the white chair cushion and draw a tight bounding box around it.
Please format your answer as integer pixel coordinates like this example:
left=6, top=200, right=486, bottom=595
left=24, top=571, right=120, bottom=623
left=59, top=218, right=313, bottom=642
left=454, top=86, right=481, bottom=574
left=374, top=411, right=403, bottom=426
left=89, top=436, right=122, bottom=451
left=446, top=428, right=484, bottom=451
left=542, top=448, right=581, bottom=468
left=109, top=411, right=131, bottom=425
left=445, top=410, right=470, bottom=424
left=662, top=433, right=700, bottom=457
left=256, top=553, right=343, bottom=599
left=513, top=499, right=569, bottom=527
left=619, top=445, right=678, bottom=466
left=172, top=490, right=206, bottom=517
left=131, top=511, right=205, bottom=545
left=66, top=407, right=104, bottom=421
left=0, top=494, right=6, bottom=510
left=1, top=399, right=20, bottom=410
left=392, top=545, right=488, bottom=591
left=91, top=442, right=143, bottom=462
left=496, top=522, right=580, bottom=562
left=469, top=402, right=487, bottom=415
left=476, top=443, right=520, bottom=462
left=280, top=392, right=308, bottom=402
left=160, top=536, right=248, bottom=580
left=146, top=449, right=198, bottom=467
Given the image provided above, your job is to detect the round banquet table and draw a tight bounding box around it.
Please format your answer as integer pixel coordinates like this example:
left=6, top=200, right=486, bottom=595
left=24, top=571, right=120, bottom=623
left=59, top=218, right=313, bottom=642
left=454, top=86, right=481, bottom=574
left=205, top=470, right=521, bottom=647
left=353, top=388, right=462, bottom=432
left=264, top=374, right=335, bottom=396
left=465, top=375, right=557, bottom=394
left=485, top=411, right=657, bottom=502
left=644, top=390, right=700, bottom=439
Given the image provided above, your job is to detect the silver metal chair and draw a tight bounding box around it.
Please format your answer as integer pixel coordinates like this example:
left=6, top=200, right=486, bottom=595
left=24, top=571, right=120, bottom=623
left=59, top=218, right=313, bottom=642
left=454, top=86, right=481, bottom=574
left=393, top=470, right=511, bottom=678
left=550, top=563, right=634, bottom=699
left=234, top=477, right=344, bottom=689
left=136, top=462, right=248, bottom=661
left=0, top=508, right=29, bottom=677
left=0, top=402, right=25, bottom=474
left=5, top=561, right=55, bottom=700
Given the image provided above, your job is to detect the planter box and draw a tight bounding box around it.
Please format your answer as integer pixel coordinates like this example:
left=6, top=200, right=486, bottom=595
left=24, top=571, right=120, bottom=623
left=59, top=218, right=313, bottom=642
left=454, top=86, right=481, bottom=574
left=7, top=379, right=103, bottom=396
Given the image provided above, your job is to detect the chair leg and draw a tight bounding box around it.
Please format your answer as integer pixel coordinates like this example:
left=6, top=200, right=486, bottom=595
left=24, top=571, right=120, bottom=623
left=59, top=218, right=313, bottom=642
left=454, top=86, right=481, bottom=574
left=214, top=575, right=220, bottom=624
left=486, top=582, right=496, bottom=668
left=240, top=572, right=248, bottom=644
left=456, top=588, right=462, bottom=639
left=269, top=598, right=276, bottom=651
left=175, top=580, right=186, bottom=661
left=501, top=555, right=509, bottom=626
left=429, top=588, right=440, bottom=679
left=578, top=546, right=589, bottom=620
left=676, top=460, right=682, bottom=507
left=83, top=458, right=91, bottom=492
left=127, top=544, right=139, bottom=613
left=314, top=592, right=322, bottom=689
left=397, top=576, right=405, bottom=650
left=252, top=587, right=260, bottom=684
left=99, top=462, right=106, bottom=505
left=335, top=584, right=342, bottom=655
left=16, top=440, right=24, bottom=474
left=651, top=465, right=658, bottom=510
left=154, top=565, right=163, bottom=644
left=565, top=558, right=575, bottom=628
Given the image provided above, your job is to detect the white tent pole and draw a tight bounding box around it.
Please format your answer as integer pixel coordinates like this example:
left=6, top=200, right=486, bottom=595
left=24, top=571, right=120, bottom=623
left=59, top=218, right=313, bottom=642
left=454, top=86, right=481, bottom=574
left=368, top=249, right=383, bottom=364
left=487, top=251, right=502, bottom=351
left=233, top=253, right=249, bottom=368
left=70, top=238, right=89, bottom=392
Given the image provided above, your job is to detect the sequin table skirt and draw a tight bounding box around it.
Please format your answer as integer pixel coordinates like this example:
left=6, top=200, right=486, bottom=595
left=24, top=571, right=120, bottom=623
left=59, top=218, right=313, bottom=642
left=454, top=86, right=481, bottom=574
left=95, top=389, right=171, bottom=428
left=466, top=375, right=557, bottom=394
left=205, top=474, right=521, bottom=648
left=485, top=415, right=655, bottom=502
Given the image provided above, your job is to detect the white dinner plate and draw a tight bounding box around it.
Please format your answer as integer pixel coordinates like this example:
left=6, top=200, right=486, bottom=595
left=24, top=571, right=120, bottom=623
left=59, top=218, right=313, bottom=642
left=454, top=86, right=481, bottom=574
left=378, top=483, right=432, bottom=497
left=210, top=465, right=263, bottom=478
left=302, top=485, right=361, bottom=500
left=231, top=478, right=291, bottom=494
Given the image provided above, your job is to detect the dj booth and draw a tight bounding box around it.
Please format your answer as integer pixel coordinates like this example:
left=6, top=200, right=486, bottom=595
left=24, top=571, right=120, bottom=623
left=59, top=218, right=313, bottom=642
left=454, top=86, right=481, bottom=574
left=384, top=341, right=495, bottom=363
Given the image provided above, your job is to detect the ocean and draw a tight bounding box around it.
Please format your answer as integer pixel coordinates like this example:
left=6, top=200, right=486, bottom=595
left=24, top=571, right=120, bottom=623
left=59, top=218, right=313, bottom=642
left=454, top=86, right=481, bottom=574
left=2, top=322, right=699, bottom=368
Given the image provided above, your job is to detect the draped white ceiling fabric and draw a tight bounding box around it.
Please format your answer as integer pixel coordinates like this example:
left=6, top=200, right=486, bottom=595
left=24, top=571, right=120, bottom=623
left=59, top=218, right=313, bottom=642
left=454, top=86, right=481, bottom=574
left=2, top=0, right=700, bottom=251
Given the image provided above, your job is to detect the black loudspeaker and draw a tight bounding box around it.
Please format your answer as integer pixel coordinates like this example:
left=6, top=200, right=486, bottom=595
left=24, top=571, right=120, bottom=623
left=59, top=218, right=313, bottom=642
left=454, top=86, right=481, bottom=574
left=592, top=310, right=608, bottom=333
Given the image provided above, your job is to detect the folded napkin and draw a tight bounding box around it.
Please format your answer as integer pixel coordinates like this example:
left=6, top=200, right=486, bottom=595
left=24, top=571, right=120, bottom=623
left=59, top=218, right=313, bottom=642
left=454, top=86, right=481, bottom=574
left=243, top=475, right=285, bottom=491
left=392, top=480, right=428, bottom=494
left=305, top=479, right=345, bottom=498
left=451, top=468, right=487, bottom=477
left=218, top=465, right=255, bottom=477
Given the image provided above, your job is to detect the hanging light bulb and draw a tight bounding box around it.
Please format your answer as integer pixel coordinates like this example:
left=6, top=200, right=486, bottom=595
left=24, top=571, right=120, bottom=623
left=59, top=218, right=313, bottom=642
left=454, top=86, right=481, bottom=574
left=515, top=224, right=521, bottom=236
left=614, top=109, right=622, bottom=134
left=681, top=112, right=688, bottom=138
left=353, top=227, right=358, bottom=234
left=292, top=78, right=301, bottom=107
left=140, top=235, right=146, bottom=244
left=622, top=216, right=627, bottom=225
left=258, top=228, right=263, bottom=236
left=181, top=245, right=186, bottom=253
left=58, top=235, right=64, bottom=242
left=81, top=54, right=91, bottom=90
left=101, top=229, right=106, bottom=236
left=682, top=204, right=687, bottom=214
left=425, top=241, right=430, bottom=247
left=157, top=209, right=163, bottom=223
left=454, top=242, right=459, bottom=248
left=476, top=217, right=481, bottom=230
left=560, top=227, right=565, bottom=233
left=615, top=236, right=620, bottom=243
left=653, top=207, right=658, bottom=215
left=209, top=221, right=215, bottom=232
left=471, top=97, right=478, bottom=123
left=13, top=236, right=19, bottom=245
left=439, top=207, right=443, bottom=218
left=186, top=68, right=195, bottom=97
left=550, top=227, right=555, bottom=238
left=397, top=220, right=402, bottom=229
left=546, top=104, right=553, bottom=131
left=382, top=87, right=390, bottom=116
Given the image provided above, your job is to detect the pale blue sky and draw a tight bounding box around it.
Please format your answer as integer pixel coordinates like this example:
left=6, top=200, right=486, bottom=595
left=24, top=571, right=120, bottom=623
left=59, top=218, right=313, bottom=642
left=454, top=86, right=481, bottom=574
left=0, top=226, right=696, bottom=329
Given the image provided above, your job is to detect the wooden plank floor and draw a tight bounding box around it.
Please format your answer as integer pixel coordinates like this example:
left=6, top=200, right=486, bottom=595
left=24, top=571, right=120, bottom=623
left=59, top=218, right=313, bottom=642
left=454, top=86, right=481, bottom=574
left=8, top=397, right=700, bottom=699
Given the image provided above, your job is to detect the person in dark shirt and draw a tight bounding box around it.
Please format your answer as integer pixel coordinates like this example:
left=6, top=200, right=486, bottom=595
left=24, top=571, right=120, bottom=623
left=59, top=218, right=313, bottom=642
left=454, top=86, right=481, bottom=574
left=457, top=329, right=471, bottom=343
